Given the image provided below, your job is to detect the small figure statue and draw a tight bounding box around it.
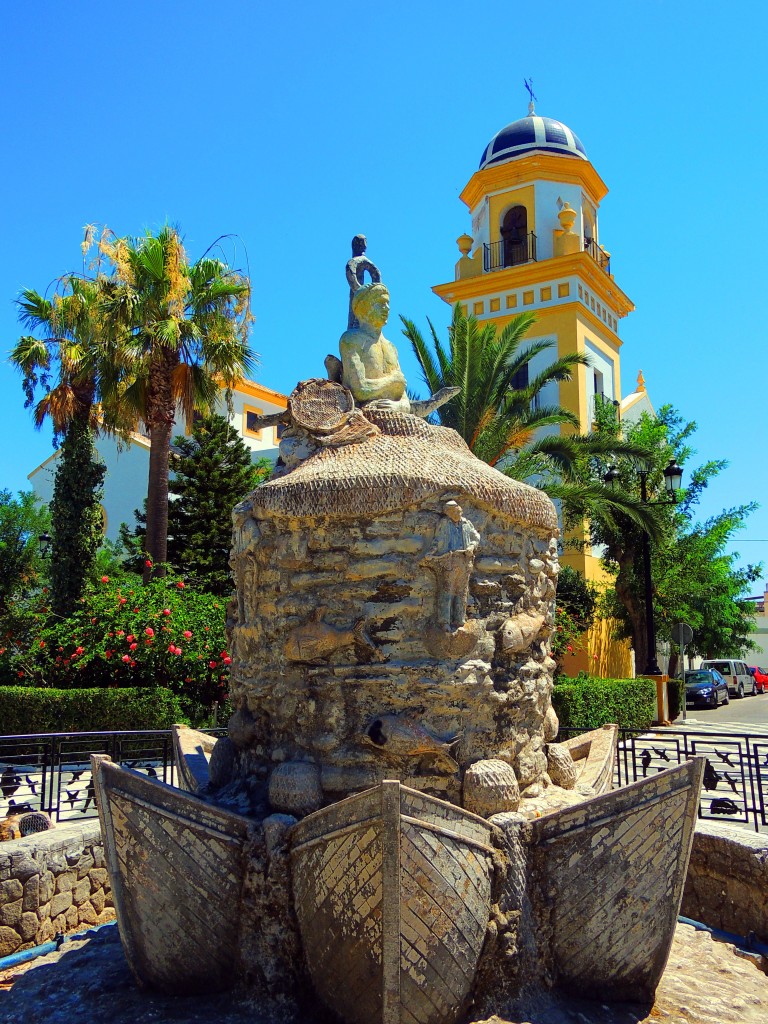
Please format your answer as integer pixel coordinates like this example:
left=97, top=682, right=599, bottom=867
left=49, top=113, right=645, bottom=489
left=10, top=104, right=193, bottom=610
left=338, top=283, right=410, bottom=413
left=423, top=501, right=481, bottom=632
left=346, top=234, right=381, bottom=330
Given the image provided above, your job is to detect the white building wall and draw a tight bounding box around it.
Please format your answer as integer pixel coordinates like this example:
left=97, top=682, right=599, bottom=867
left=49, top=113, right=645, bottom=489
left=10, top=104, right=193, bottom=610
left=28, top=382, right=286, bottom=542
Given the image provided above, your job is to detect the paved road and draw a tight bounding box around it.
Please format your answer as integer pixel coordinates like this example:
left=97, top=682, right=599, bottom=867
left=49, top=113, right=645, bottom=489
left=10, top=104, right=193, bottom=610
left=679, top=688, right=768, bottom=734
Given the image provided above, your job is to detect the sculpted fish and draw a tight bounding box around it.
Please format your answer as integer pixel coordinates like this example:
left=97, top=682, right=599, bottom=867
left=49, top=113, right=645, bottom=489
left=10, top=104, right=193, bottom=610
left=284, top=608, right=382, bottom=664
left=364, top=713, right=461, bottom=771
left=498, top=612, right=547, bottom=656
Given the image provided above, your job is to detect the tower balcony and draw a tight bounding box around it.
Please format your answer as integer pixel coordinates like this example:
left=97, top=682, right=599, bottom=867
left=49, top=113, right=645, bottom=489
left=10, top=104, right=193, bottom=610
left=483, top=233, right=537, bottom=273
left=584, top=237, right=611, bottom=275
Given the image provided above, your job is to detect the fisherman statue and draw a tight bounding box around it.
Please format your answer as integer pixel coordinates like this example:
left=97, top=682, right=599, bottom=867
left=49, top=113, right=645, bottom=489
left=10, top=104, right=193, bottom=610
left=424, top=500, right=481, bottom=631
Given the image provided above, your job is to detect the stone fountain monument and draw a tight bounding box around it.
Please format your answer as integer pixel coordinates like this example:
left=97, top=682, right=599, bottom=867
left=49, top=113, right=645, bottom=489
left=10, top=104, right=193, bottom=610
left=91, top=238, right=704, bottom=1024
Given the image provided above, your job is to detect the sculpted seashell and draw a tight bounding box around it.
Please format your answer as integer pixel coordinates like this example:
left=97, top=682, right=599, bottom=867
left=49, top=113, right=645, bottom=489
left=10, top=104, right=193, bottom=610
left=546, top=742, right=579, bottom=790
left=462, top=758, right=520, bottom=817
left=268, top=762, right=323, bottom=816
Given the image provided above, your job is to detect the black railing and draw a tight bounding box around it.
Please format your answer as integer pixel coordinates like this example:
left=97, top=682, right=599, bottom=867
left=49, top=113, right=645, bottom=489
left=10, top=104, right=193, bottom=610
left=0, top=728, right=225, bottom=823
left=483, top=233, right=537, bottom=273
left=559, top=726, right=768, bottom=832
left=584, top=237, right=611, bottom=274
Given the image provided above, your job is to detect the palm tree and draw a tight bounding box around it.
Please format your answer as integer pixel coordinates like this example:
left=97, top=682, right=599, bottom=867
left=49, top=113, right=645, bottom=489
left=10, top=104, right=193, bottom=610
left=10, top=276, right=122, bottom=614
left=97, top=226, right=256, bottom=580
left=401, top=305, right=590, bottom=462
left=401, top=304, right=659, bottom=536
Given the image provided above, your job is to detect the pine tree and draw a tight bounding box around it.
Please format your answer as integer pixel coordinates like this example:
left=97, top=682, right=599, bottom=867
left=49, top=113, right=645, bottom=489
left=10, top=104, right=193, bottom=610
left=166, top=414, right=270, bottom=594
left=50, top=418, right=106, bottom=616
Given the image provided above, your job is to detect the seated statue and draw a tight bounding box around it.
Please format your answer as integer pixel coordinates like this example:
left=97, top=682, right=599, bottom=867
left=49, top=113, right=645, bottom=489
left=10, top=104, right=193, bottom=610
left=339, top=283, right=410, bottom=413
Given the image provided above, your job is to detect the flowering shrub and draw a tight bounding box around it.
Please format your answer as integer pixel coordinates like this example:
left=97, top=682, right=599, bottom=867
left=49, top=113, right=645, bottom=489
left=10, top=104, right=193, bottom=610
left=550, top=605, right=588, bottom=666
left=3, top=569, right=231, bottom=722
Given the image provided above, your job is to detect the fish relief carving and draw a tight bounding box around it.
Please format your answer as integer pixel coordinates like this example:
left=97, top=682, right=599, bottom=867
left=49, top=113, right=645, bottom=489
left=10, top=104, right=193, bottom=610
left=284, top=607, right=383, bottom=665
left=497, top=612, right=548, bottom=658
left=363, top=712, right=461, bottom=773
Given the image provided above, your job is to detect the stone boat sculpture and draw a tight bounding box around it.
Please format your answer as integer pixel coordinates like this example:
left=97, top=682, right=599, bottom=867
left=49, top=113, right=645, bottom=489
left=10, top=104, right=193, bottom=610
left=92, top=238, right=704, bottom=1024
left=291, top=780, right=493, bottom=1024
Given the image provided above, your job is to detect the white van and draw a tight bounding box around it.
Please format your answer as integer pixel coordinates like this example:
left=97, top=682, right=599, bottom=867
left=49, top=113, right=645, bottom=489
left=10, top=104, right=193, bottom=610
left=700, top=659, right=756, bottom=698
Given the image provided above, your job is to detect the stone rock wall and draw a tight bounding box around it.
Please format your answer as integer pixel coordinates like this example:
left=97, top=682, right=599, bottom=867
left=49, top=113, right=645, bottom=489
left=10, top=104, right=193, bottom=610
left=228, top=492, right=558, bottom=807
left=682, top=821, right=768, bottom=941
left=0, top=822, right=114, bottom=958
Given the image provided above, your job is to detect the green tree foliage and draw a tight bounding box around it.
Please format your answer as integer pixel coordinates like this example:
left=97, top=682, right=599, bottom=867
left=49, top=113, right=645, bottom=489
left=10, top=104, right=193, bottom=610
left=401, top=305, right=587, bottom=465
left=0, top=490, right=50, bottom=615
left=402, top=305, right=655, bottom=529
left=168, top=414, right=270, bottom=594
left=94, top=226, right=256, bottom=580
left=2, top=569, right=232, bottom=723
left=585, top=407, right=761, bottom=669
left=10, top=273, right=124, bottom=612
left=48, top=418, right=106, bottom=617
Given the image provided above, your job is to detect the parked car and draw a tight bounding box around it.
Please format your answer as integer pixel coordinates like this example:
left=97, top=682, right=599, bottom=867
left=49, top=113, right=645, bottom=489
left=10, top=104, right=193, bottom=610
left=685, top=669, right=730, bottom=708
left=700, top=659, right=756, bottom=698
left=748, top=666, right=768, bottom=694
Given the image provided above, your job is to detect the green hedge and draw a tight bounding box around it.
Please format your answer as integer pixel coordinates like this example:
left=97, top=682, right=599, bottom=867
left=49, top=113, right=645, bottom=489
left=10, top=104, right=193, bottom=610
left=0, top=686, right=188, bottom=735
left=553, top=675, right=657, bottom=733
left=667, top=676, right=685, bottom=722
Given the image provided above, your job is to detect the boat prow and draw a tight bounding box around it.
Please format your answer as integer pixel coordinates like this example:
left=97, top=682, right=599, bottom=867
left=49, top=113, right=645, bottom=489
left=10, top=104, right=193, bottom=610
left=171, top=723, right=216, bottom=792
left=528, top=756, right=705, bottom=1001
left=560, top=722, right=618, bottom=795
left=291, top=779, right=494, bottom=1024
left=90, top=754, right=251, bottom=994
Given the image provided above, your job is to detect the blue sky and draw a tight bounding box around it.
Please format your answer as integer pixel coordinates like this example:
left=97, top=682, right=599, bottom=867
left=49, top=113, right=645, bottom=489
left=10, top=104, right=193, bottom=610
left=1, top=1, right=765, bottom=590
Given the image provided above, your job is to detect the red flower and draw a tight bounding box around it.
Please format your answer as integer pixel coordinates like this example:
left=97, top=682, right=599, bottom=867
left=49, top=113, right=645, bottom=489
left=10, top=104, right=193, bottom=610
left=209, top=661, right=217, bottom=669
left=566, top=644, right=573, bottom=653
left=75, top=646, right=85, bottom=656
left=129, top=643, right=138, bottom=651
left=116, top=630, right=125, bottom=637
left=145, top=627, right=154, bottom=637
left=39, top=640, right=45, bottom=649
left=223, top=656, right=232, bottom=665
left=133, top=607, right=140, bottom=613
left=177, top=581, right=185, bottom=589
left=183, top=630, right=192, bottom=639
left=18, top=670, right=24, bottom=678
left=119, top=597, right=127, bottom=605
left=122, top=654, right=131, bottom=663
left=101, top=575, right=109, bottom=583
left=105, top=650, right=112, bottom=659
left=162, top=609, right=171, bottom=616
left=145, top=560, right=152, bottom=568
left=126, top=634, right=135, bottom=643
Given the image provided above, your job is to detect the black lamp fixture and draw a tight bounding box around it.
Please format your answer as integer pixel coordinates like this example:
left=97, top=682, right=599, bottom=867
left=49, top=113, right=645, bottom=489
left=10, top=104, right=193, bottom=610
left=663, top=458, right=683, bottom=495
left=38, top=532, right=52, bottom=558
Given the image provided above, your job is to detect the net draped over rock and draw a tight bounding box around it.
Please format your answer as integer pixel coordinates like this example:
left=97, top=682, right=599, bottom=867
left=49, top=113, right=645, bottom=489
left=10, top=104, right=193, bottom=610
left=254, top=411, right=558, bottom=530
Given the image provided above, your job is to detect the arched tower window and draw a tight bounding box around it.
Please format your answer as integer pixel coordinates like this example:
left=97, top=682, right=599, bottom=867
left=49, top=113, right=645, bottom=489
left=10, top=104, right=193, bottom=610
left=500, top=205, right=528, bottom=267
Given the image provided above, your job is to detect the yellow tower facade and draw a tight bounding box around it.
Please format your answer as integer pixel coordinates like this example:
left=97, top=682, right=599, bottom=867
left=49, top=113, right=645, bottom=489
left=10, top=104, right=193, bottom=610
left=432, top=109, right=636, bottom=675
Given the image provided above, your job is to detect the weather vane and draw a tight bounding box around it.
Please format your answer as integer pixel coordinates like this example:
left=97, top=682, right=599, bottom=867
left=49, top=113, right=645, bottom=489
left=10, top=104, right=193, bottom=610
left=524, top=77, right=537, bottom=115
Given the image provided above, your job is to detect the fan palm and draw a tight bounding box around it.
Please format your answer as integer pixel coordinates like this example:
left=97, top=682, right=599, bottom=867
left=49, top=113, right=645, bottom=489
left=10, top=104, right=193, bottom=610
left=97, top=226, right=256, bottom=579
left=10, top=275, right=125, bottom=613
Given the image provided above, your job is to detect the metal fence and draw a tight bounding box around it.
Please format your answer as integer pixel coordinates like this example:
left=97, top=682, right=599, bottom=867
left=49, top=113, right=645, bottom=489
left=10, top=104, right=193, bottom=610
left=561, top=726, right=768, bottom=832
left=3, top=726, right=767, bottom=832
left=0, top=729, right=224, bottom=823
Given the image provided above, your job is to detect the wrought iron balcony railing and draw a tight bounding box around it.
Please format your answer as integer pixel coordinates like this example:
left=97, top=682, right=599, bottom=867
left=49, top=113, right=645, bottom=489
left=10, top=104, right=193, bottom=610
left=483, top=233, right=537, bottom=273
left=584, top=237, right=611, bottom=274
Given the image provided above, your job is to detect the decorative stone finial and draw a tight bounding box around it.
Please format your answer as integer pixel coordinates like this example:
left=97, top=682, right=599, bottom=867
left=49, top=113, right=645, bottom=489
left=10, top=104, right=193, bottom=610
left=637, top=370, right=646, bottom=393
left=457, top=233, right=473, bottom=257
left=557, top=202, right=577, bottom=233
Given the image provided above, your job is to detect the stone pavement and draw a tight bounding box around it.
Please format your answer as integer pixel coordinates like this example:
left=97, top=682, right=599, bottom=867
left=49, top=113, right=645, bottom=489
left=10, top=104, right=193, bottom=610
left=0, top=920, right=766, bottom=1024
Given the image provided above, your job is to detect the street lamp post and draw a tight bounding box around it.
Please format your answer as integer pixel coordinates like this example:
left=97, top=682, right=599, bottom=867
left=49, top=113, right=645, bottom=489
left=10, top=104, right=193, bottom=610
left=604, top=458, right=683, bottom=677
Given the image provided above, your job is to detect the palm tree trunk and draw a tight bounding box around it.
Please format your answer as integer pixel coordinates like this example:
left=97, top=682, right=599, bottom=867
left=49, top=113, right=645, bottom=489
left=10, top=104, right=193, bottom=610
left=143, top=353, right=177, bottom=582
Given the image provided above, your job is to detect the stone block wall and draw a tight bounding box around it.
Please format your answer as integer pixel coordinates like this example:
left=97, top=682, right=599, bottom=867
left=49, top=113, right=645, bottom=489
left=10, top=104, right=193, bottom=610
left=0, top=821, right=114, bottom=958
left=681, top=821, right=768, bottom=942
